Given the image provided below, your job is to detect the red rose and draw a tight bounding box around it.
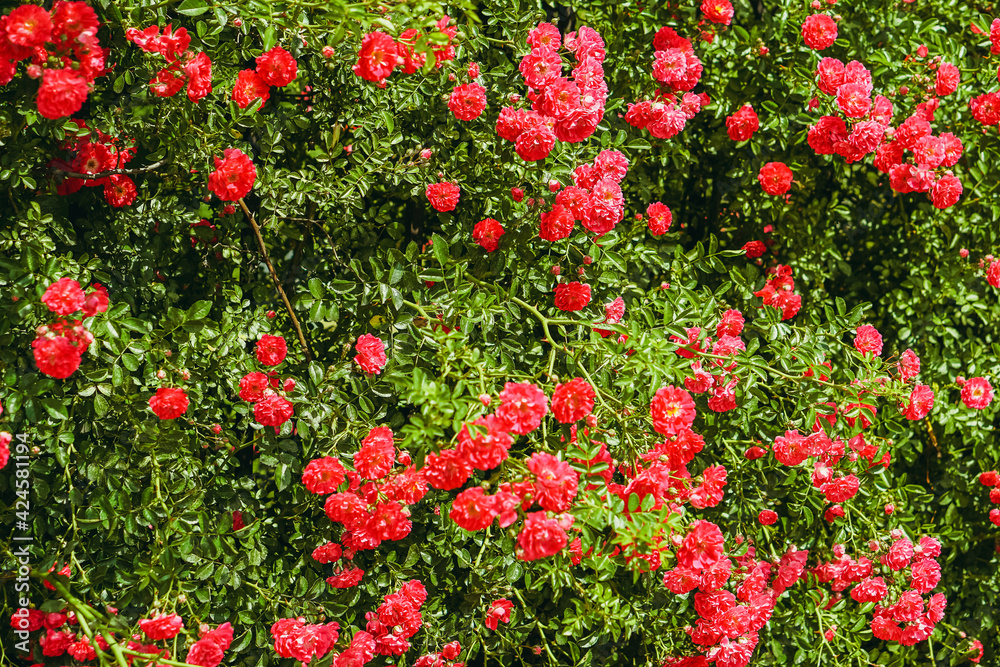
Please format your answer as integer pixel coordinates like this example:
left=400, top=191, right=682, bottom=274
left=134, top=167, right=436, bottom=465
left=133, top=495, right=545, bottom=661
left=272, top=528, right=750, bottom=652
left=646, top=202, right=673, bottom=235
left=354, top=426, right=395, bottom=480
left=451, top=487, right=499, bottom=531
left=353, top=32, right=398, bottom=85
left=650, top=385, right=696, bottom=436
left=208, top=148, right=256, bottom=201
left=801, top=14, right=838, bottom=50
left=758, top=161, right=793, bottom=195
left=183, top=51, right=213, bottom=103
left=422, top=449, right=472, bottom=490
left=725, top=104, right=758, bottom=141
left=526, top=452, right=579, bottom=512
left=448, top=83, right=487, bottom=121
left=232, top=69, right=270, bottom=109
left=853, top=324, right=883, bottom=357
left=553, top=281, right=591, bottom=311
left=256, top=335, right=287, bottom=366
left=239, top=372, right=269, bottom=402
left=139, top=613, right=184, bottom=641
left=104, top=174, right=137, bottom=207
left=676, top=520, right=724, bottom=569
left=426, top=181, right=460, bottom=212
left=484, top=599, right=513, bottom=630
left=42, top=277, right=86, bottom=315
left=33, top=336, right=83, bottom=378
left=701, top=0, right=734, bottom=24
left=539, top=205, right=574, bottom=241
left=354, top=333, right=387, bottom=374
left=550, top=378, right=595, bottom=423
left=516, top=511, right=569, bottom=561
left=149, top=387, right=189, bottom=420
left=472, top=217, right=504, bottom=252
left=900, top=383, right=934, bottom=420
left=496, top=382, right=548, bottom=435
left=254, top=394, right=294, bottom=427
left=186, top=638, right=224, bottom=667
left=935, top=62, right=959, bottom=96
left=7, top=4, right=52, bottom=47
left=37, top=68, right=90, bottom=120
left=302, top=456, right=347, bottom=494
left=256, top=46, right=297, bottom=87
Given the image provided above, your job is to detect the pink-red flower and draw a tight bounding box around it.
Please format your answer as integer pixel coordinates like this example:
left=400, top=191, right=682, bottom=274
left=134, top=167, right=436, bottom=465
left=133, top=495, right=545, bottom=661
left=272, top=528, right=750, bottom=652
left=354, top=32, right=397, bottom=85
left=302, top=457, right=347, bottom=494
left=256, top=46, right=297, bottom=87
left=256, top=335, right=287, bottom=366
left=208, top=148, right=256, bottom=201
left=254, top=394, right=294, bottom=427
left=472, top=218, right=504, bottom=252
left=496, top=382, right=548, bottom=435
left=646, top=202, right=673, bottom=235
left=354, top=333, right=387, bottom=375
left=485, top=599, right=513, bottom=630
left=139, top=613, right=184, bottom=640
left=527, top=452, right=579, bottom=512
left=43, top=278, right=86, bottom=315
left=448, top=83, right=487, bottom=121
left=726, top=104, right=758, bottom=142
left=676, top=520, right=724, bottom=570
left=853, top=324, right=883, bottom=357
left=550, top=378, right=595, bottom=423
left=37, top=68, right=90, bottom=120
left=516, top=511, right=569, bottom=561
left=901, top=384, right=934, bottom=420
left=232, top=69, right=270, bottom=109
left=355, top=426, right=395, bottom=479
left=758, top=162, right=793, bottom=195
left=650, top=385, right=696, bottom=436
left=426, top=181, right=460, bottom=212
left=961, top=377, right=994, bottom=410
left=149, top=387, right=189, bottom=420
left=554, top=282, right=591, bottom=311
left=802, top=14, right=838, bottom=50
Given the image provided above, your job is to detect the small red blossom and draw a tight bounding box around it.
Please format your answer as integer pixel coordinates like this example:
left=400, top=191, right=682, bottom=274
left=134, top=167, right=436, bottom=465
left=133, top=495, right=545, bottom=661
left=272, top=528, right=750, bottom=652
left=758, top=162, right=793, bottom=195
left=208, top=148, right=256, bottom=201
left=554, top=282, right=591, bottom=311
left=472, top=217, right=504, bottom=252
left=256, top=335, right=287, bottom=366
left=256, top=46, right=297, bottom=87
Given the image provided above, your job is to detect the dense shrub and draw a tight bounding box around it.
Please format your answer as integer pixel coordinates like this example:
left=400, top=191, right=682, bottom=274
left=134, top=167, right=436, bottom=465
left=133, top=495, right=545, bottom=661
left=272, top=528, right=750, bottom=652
left=1, top=0, right=999, bottom=666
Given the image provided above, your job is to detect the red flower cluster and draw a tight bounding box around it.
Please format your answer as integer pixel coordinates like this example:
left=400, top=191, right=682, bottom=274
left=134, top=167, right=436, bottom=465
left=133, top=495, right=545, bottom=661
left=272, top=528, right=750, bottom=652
left=625, top=26, right=708, bottom=140
left=238, top=338, right=296, bottom=431
left=364, top=580, right=428, bottom=656
left=981, top=470, right=1000, bottom=525
left=496, top=22, right=608, bottom=160
left=353, top=17, right=456, bottom=86
left=802, top=13, right=838, bottom=50
left=49, top=120, right=139, bottom=206
left=554, top=281, right=591, bottom=311
left=758, top=161, right=793, bottom=196
left=539, top=149, right=630, bottom=241
left=1, top=2, right=107, bottom=118
left=753, top=264, right=802, bottom=320
left=270, top=618, right=342, bottom=665
left=185, top=622, right=234, bottom=667
left=33, top=278, right=107, bottom=378
left=232, top=45, right=297, bottom=110
left=126, top=23, right=212, bottom=103
left=808, top=57, right=963, bottom=209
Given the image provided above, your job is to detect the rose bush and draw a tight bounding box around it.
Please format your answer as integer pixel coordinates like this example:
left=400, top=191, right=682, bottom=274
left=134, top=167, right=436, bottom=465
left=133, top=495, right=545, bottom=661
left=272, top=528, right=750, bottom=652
left=1, top=0, right=999, bottom=666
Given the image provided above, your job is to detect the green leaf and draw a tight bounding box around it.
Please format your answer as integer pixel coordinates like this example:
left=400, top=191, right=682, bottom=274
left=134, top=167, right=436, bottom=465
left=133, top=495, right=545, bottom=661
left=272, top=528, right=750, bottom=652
left=40, top=398, right=69, bottom=421
left=176, top=0, right=209, bottom=16
left=431, top=233, right=450, bottom=267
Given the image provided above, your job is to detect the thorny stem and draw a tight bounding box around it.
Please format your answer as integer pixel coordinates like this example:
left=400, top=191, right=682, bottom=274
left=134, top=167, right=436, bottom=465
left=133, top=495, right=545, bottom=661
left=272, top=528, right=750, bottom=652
left=238, top=198, right=313, bottom=361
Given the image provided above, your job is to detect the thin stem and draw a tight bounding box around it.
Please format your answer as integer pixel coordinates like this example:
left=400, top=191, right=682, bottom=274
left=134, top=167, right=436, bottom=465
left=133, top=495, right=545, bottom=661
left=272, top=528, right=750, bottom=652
left=238, top=198, right=313, bottom=361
